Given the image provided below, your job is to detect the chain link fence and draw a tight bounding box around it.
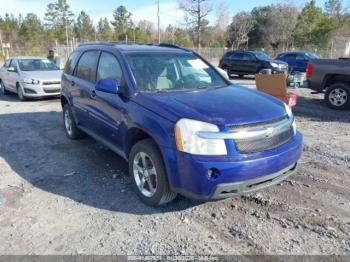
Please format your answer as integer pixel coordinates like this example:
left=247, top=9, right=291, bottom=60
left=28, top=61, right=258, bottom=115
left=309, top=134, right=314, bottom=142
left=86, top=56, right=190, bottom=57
left=1, top=38, right=349, bottom=67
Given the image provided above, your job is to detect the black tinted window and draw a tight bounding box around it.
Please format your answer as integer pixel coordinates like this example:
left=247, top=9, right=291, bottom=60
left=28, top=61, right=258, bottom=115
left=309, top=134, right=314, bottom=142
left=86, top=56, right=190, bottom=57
left=64, top=51, right=80, bottom=75
left=97, top=52, right=123, bottom=83
left=76, top=51, right=99, bottom=82
left=243, top=53, right=255, bottom=61
left=230, top=53, right=244, bottom=60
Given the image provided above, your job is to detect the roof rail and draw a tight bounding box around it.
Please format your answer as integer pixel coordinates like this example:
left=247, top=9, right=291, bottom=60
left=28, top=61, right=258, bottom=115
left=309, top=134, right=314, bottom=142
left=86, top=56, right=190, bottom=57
left=78, top=41, right=138, bottom=47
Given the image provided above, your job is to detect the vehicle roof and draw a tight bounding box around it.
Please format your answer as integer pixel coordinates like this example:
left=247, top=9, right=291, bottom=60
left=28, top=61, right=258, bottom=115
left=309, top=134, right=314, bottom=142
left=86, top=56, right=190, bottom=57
left=226, top=50, right=267, bottom=54
left=9, top=56, right=46, bottom=60
left=277, top=51, right=315, bottom=55
left=77, top=42, right=192, bottom=53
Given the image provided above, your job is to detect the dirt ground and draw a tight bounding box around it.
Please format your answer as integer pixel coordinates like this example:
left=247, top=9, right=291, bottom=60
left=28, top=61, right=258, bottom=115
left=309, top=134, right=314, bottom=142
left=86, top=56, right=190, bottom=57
left=0, top=80, right=349, bottom=255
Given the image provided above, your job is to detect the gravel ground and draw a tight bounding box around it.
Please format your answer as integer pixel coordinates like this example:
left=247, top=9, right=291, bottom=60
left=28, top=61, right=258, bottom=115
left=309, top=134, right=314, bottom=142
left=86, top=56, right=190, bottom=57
left=0, top=81, right=349, bottom=255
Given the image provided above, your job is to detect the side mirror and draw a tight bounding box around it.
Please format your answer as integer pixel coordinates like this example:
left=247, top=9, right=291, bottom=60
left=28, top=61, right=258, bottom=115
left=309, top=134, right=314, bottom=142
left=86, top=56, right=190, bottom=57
left=7, top=66, right=17, bottom=72
left=96, top=78, right=119, bottom=94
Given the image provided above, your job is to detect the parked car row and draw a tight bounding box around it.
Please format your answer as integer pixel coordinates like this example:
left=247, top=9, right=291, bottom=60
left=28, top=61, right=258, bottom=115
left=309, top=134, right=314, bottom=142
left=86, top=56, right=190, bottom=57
left=218, top=49, right=350, bottom=110
left=218, top=50, right=320, bottom=79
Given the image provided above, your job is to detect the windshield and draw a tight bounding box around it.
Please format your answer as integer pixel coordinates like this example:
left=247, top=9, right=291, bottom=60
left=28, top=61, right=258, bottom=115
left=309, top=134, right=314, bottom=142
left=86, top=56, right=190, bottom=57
left=125, top=52, right=228, bottom=92
left=18, top=59, right=59, bottom=71
left=255, top=52, right=272, bottom=61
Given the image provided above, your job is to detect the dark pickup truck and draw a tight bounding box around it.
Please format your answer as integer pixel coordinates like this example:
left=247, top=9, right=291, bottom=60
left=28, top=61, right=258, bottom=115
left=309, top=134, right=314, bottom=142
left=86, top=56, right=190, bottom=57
left=305, top=58, right=350, bottom=110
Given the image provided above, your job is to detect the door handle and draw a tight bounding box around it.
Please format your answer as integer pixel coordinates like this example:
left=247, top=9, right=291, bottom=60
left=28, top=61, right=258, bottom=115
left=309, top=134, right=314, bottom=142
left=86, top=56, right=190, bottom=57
left=90, top=90, right=96, bottom=98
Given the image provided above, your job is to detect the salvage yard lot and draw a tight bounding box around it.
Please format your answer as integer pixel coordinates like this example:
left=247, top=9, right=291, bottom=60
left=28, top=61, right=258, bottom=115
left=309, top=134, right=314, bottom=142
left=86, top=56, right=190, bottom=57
left=0, top=80, right=349, bottom=255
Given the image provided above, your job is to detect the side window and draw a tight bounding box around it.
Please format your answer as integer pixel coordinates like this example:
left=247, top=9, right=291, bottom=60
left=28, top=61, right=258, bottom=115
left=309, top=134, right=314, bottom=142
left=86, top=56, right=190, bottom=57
left=96, top=52, right=123, bottom=84
left=4, top=59, right=11, bottom=68
left=231, top=53, right=243, bottom=60
left=75, top=51, right=99, bottom=83
left=285, top=54, right=296, bottom=60
left=296, top=53, right=307, bottom=60
left=9, top=60, right=18, bottom=71
left=243, top=53, right=255, bottom=61
left=64, top=51, right=80, bottom=75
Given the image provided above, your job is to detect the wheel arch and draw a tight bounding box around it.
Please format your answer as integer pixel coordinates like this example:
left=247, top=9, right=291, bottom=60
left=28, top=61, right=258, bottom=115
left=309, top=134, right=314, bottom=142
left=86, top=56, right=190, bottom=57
left=323, top=74, right=350, bottom=90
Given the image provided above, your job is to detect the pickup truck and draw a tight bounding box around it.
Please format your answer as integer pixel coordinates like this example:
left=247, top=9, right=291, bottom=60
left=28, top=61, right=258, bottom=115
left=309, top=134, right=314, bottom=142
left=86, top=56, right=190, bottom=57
left=305, top=58, right=350, bottom=110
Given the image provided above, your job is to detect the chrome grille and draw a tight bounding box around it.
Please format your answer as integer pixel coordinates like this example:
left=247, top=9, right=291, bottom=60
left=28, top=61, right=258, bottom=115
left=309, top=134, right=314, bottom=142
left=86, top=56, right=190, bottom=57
left=229, top=116, right=293, bottom=154
left=235, top=128, right=293, bottom=153
left=43, top=88, right=60, bottom=93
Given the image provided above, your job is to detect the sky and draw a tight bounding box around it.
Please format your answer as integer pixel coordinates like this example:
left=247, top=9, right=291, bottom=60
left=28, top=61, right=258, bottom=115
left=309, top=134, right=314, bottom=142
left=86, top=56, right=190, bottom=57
left=0, top=0, right=328, bottom=28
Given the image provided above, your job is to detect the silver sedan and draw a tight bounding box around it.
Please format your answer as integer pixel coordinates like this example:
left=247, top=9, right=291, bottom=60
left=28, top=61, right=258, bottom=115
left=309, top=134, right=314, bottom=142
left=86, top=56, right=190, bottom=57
left=0, top=56, right=63, bottom=101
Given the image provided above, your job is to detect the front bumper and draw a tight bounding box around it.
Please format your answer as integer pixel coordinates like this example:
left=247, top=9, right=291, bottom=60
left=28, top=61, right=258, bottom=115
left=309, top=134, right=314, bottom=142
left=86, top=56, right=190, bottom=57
left=163, top=132, right=303, bottom=200
left=21, top=83, right=61, bottom=97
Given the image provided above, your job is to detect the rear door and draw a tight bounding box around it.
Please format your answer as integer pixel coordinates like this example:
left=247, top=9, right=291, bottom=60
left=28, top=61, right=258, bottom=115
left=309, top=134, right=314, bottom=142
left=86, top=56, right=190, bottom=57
left=229, top=52, right=244, bottom=73
left=71, top=50, right=100, bottom=129
left=284, top=53, right=297, bottom=71
left=242, top=53, right=258, bottom=73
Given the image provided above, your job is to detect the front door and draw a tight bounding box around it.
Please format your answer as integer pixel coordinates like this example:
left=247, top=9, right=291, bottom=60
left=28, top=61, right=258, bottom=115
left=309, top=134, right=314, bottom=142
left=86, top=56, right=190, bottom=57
left=90, top=51, right=127, bottom=149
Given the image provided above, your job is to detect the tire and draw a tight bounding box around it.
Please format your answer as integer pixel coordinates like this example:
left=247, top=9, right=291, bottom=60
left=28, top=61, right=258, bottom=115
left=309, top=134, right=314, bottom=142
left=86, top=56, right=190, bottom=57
left=62, top=104, right=85, bottom=139
left=129, top=139, right=177, bottom=206
left=17, top=85, right=26, bottom=101
left=325, top=83, right=350, bottom=110
left=0, top=80, right=9, bottom=95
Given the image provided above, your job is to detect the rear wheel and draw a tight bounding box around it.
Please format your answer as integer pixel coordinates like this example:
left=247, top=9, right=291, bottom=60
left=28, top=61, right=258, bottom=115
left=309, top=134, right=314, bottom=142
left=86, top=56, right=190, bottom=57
left=129, top=139, right=177, bottom=206
left=0, top=80, right=9, bottom=95
left=325, top=83, right=350, bottom=110
left=63, top=104, right=85, bottom=139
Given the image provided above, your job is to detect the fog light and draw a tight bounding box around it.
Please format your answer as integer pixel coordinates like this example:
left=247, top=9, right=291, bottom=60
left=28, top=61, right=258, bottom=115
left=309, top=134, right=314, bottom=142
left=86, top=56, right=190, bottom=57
left=207, top=168, right=220, bottom=179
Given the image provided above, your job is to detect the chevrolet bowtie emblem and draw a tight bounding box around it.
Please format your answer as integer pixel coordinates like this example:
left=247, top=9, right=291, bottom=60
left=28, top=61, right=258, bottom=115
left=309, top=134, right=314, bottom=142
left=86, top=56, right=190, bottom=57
left=266, top=127, right=277, bottom=137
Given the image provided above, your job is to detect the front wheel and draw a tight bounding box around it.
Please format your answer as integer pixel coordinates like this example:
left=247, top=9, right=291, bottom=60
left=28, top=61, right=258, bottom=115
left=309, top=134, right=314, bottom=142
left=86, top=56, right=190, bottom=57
left=17, top=85, right=26, bottom=101
left=325, top=83, right=350, bottom=110
left=129, top=139, right=177, bottom=206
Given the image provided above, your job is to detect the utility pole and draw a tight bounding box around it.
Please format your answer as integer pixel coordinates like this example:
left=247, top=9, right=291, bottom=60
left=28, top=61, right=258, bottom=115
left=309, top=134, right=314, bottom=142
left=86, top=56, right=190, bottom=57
left=157, top=0, right=160, bottom=44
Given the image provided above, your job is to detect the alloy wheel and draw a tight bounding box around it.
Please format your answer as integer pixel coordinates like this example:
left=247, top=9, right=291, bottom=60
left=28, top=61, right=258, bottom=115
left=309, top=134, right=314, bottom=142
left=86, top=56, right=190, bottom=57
left=329, top=88, right=348, bottom=107
left=133, top=152, right=158, bottom=198
left=64, top=109, right=73, bottom=136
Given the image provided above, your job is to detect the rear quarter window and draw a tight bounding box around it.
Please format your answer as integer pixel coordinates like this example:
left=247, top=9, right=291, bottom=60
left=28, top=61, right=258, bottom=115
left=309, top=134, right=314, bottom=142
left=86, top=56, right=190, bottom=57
left=64, top=51, right=80, bottom=75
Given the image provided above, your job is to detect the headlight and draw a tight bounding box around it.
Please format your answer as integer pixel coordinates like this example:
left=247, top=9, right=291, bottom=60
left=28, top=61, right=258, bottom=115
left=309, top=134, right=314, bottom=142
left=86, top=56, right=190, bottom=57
left=285, top=103, right=297, bottom=135
left=23, top=78, right=40, bottom=85
left=270, top=62, right=279, bottom=68
left=175, top=118, right=227, bottom=155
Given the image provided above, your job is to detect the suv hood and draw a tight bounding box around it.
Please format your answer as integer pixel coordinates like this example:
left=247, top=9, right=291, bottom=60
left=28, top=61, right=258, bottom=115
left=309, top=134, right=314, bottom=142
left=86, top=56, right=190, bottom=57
left=21, top=70, right=63, bottom=81
left=136, top=85, right=287, bottom=126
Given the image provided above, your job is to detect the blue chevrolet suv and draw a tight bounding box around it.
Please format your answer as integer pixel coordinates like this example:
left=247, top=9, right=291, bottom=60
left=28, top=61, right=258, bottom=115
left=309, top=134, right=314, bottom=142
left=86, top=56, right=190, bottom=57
left=60, top=42, right=303, bottom=206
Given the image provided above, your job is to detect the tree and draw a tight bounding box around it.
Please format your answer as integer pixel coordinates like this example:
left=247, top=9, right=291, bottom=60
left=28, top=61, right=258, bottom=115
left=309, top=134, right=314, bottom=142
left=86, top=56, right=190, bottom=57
left=293, top=0, right=337, bottom=47
left=226, top=12, right=255, bottom=49
left=97, top=18, right=113, bottom=41
left=178, top=0, right=213, bottom=49
left=18, top=13, right=44, bottom=54
left=214, top=2, right=230, bottom=47
left=44, top=0, right=75, bottom=43
left=325, top=0, right=342, bottom=17
left=248, top=4, right=298, bottom=50
left=111, top=5, right=133, bottom=41
left=74, top=11, right=95, bottom=41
